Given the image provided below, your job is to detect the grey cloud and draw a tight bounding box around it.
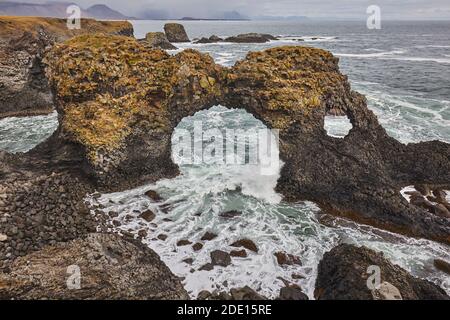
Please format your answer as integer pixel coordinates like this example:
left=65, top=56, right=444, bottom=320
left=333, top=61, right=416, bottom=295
left=8, top=0, right=450, bottom=19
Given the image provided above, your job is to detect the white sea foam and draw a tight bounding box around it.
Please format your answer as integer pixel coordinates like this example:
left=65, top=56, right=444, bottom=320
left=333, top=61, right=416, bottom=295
left=353, top=83, right=450, bottom=144
left=88, top=106, right=450, bottom=299
left=335, top=50, right=406, bottom=58
left=336, top=50, right=450, bottom=65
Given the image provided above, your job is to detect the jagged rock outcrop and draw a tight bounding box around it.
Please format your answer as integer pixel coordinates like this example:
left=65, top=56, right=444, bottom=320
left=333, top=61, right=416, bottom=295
left=194, top=33, right=277, bottom=44
left=224, top=33, right=278, bottom=43
left=194, top=35, right=223, bottom=44
left=43, top=34, right=224, bottom=190
left=315, top=244, right=449, bottom=300
left=0, top=233, right=189, bottom=300
left=40, top=35, right=450, bottom=245
left=0, top=16, right=133, bottom=118
left=164, top=23, right=190, bottom=42
left=142, top=32, right=177, bottom=50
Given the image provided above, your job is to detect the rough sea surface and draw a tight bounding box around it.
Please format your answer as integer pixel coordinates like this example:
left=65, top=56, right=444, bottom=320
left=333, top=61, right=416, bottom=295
left=1, top=20, right=449, bottom=298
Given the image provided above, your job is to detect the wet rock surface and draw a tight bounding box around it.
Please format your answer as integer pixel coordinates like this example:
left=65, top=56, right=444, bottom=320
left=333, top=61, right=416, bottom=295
left=408, top=186, right=450, bottom=218
left=434, top=259, right=450, bottom=275
left=230, top=239, right=258, bottom=253
left=315, top=244, right=449, bottom=300
left=274, top=252, right=302, bottom=266
left=197, top=286, right=267, bottom=300
left=210, top=250, right=232, bottom=267
left=0, top=233, right=189, bottom=300
left=278, top=286, right=309, bottom=300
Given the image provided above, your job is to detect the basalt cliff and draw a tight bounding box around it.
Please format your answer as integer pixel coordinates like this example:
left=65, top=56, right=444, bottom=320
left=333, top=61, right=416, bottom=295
left=0, top=30, right=449, bottom=299
left=0, top=16, right=133, bottom=118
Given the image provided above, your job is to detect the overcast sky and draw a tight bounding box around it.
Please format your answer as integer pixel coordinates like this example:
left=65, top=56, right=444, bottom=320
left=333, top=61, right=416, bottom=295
left=10, top=0, right=450, bottom=19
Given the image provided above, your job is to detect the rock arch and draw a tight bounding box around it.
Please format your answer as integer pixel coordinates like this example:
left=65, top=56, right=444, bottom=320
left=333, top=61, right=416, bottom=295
left=40, top=34, right=450, bottom=244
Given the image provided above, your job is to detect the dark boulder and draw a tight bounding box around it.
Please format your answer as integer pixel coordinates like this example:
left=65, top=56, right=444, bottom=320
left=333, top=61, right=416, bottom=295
left=231, top=239, right=258, bottom=253
left=201, top=232, right=218, bottom=241
left=145, top=190, right=163, bottom=202
left=315, top=244, right=449, bottom=300
left=143, top=32, right=177, bottom=50
left=194, top=35, right=224, bottom=44
left=177, top=239, right=192, bottom=246
left=210, top=250, right=231, bottom=267
left=434, top=259, right=450, bottom=276
left=198, top=286, right=267, bottom=300
left=0, top=233, right=189, bottom=300
left=164, top=23, right=190, bottom=42
left=140, top=209, right=156, bottom=222
left=278, top=286, right=309, bottom=300
left=225, top=33, right=277, bottom=43
left=219, top=210, right=242, bottom=219
left=274, top=252, right=302, bottom=266
left=230, top=249, right=247, bottom=258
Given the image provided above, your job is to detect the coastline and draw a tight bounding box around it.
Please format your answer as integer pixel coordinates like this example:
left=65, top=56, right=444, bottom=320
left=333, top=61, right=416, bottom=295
left=0, top=16, right=449, bottom=301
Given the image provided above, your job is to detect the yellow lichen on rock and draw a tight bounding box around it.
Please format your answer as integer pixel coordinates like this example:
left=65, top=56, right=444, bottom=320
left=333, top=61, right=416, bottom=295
left=227, top=46, right=350, bottom=127
left=0, top=16, right=133, bottom=40
left=45, top=35, right=224, bottom=163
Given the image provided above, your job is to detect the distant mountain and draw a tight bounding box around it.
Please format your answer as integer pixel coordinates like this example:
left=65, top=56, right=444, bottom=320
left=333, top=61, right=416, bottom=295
left=215, top=10, right=249, bottom=20
left=84, top=4, right=130, bottom=20
left=138, top=9, right=170, bottom=20
left=254, top=15, right=309, bottom=21
left=0, top=1, right=132, bottom=20
left=178, top=11, right=249, bottom=21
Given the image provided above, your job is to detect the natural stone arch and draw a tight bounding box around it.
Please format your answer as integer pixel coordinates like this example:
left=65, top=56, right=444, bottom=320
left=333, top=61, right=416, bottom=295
left=41, top=34, right=450, bottom=245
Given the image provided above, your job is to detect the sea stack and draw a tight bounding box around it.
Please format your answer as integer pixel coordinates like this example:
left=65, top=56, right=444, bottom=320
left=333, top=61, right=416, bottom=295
left=164, top=23, right=190, bottom=42
left=144, top=32, right=177, bottom=50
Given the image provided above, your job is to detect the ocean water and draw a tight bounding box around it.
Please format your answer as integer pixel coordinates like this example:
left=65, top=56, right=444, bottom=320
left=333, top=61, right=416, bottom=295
left=1, top=20, right=450, bottom=298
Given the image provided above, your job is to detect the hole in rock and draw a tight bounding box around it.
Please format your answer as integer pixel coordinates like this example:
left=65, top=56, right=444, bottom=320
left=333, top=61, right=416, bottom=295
left=171, top=105, right=282, bottom=203
left=324, top=114, right=353, bottom=138
left=91, top=106, right=450, bottom=299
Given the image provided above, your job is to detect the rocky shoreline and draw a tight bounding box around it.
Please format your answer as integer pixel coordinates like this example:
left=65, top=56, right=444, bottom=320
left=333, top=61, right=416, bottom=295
left=0, top=18, right=449, bottom=300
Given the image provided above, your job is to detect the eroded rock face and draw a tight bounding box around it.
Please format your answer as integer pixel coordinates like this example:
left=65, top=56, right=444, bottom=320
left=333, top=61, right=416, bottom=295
left=42, top=35, right=450, bottom=245
left=315, top=244, right=449, bottom=300
left=0, top=16, right=133, bottom=118
left=142, top=32, right=177, bottom=50
left=197, top=286, right=267, bottom=300
left=44, top=34, right=224, bottom=190
left=164, top=23, right=190, bottom=42
left=0, top=150, right=96, bottom=270
left=0, top=233, right=189, bottom=300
